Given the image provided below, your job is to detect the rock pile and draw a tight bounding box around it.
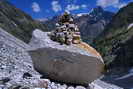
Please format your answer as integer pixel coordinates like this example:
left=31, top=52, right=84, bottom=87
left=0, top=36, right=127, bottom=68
left=48, top=12, right=81, bottom=45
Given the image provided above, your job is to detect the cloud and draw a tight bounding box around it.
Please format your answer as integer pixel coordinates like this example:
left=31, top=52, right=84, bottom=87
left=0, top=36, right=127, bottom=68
left=97, top=0, right=119, bottom=8
left=97, top=0, right=127, bottom=9
left=81, top=4, right=87, bottom=8
left=51, top=1, right=62, bottom=12
left=32, top=2, right=41, bottom=12
left=65, top=4, right=87, bottom=12
left=65, top=0, right=77, bottom=4
left=66, top=4, right=80, bottom=11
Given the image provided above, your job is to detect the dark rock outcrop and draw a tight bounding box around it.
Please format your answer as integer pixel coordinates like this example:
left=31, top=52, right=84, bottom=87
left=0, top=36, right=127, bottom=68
left=75, top=7, right=114, bottom=43
left=28, top=29, right=104, bottom=86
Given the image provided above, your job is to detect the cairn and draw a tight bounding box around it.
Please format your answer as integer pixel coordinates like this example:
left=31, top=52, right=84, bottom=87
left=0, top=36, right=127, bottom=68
left=48, top=12, right=81, bottom=45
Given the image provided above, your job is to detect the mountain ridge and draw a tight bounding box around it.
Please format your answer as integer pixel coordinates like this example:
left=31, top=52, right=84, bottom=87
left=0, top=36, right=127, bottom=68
left=41, top=6, right=114, bottom=44
left=94, top=2, right=133, bottom=68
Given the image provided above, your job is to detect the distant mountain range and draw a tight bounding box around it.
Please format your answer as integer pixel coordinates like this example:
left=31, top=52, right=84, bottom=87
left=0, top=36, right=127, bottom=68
left=94, top=2, right=133, bottom=69
left=41, top=6, right=114, bottom=44
left=0, top=0, right=48, bottom=43
left=0, top=0, right=114, bottom=44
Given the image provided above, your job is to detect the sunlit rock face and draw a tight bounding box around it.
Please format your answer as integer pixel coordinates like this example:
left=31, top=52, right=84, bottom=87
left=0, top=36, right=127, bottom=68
left=28, top=29, right=104, bottom=86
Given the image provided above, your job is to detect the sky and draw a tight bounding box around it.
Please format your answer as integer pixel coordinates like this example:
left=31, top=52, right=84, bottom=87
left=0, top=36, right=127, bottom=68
left=8, top=0, right=133, bottom=19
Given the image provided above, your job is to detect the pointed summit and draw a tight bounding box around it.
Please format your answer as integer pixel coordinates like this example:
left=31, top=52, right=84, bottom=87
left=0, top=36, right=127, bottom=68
left=93, top=6, right=104, bottom=12
left=89, top=6, right=104, bottom=16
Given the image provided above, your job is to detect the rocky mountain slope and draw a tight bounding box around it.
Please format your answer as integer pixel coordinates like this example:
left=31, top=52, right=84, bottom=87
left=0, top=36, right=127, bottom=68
left=94, top=2, right=133, bottom=69
left=0, top=0, right=48, bottom=43
left=0, top=27, right=42, bottom=88
left=42, top=7, right=114, bottom=44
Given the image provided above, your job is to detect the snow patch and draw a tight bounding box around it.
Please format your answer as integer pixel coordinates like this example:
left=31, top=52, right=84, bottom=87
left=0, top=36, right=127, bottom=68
left=115, top=73, right=133, bottom=80
left=127, top=23, right=133, bottom=29
left=77, top=13, right=89, bottom=17
left=115, top=68, right=133, bottom=80
left=129, top=68, right=133, bottom=73
left=89, top=79, right=123, bottom=89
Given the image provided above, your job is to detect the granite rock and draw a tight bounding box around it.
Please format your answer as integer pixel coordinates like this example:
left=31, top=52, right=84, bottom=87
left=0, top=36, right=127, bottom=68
left=28, top=29, right=105, bottom=86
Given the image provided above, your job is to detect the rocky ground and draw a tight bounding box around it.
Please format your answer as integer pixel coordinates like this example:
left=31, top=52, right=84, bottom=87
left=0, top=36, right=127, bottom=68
left=0, top=47, right=87, bottom=89
left=0, top=28, right=88, bottom=89
left=0, top=28, right=41, bottom=88
left=0, top=27, right=129, bottom=89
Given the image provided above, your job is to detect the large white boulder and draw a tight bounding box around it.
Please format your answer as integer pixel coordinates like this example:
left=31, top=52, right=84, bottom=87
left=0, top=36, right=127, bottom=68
left=28, top=29, right=105, bottom=85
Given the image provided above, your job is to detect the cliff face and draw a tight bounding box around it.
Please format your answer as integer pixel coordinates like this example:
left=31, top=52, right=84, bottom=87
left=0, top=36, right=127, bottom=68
left=74, top=7, right=114, bottom=43
left=94, top=2, right=133, bottom=68
left=0, top=0, right=48, bottom=43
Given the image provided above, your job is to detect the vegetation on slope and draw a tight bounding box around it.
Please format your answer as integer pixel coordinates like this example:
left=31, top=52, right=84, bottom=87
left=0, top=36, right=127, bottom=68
left=0, top=0, right=48, bottom=43
left=94, top=2, right=133, bottom=69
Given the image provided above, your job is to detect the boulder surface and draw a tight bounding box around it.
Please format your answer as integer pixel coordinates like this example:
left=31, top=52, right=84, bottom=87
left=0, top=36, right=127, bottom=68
left=28, top=29, right=105, bottom=85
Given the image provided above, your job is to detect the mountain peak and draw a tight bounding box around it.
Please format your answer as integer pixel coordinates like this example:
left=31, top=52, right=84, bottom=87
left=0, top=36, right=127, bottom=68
left=90, top=6, right=104, bottom=14
left=89, top=6, right=104, bottom=18
left=76, top=13, right=89, bottom=17
left=93, top=6, right=104, bottom=12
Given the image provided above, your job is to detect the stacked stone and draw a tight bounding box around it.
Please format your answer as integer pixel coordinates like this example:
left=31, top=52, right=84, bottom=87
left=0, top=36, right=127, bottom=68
left=49, top=12, right=81, bottom=45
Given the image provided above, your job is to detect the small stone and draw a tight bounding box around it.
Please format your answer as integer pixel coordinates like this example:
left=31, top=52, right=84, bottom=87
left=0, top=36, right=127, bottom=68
left=1, top=65, right=6, bottom=69
left=75, top=86, right=86, bottom=89
left=51, top=82, right=58, bottom=89
left=43, top=79, right=51, bottom=85
left=37, top=79, right=51, bottom=88
left=68, top=86, right=75, bottom=89
left=72, top=39, right=81, bottom=44
left=23, top=72, right=32, bottom=79
left=61, top=84, right=67, bottom=89
left=0, top=77, right=10, bottom=84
